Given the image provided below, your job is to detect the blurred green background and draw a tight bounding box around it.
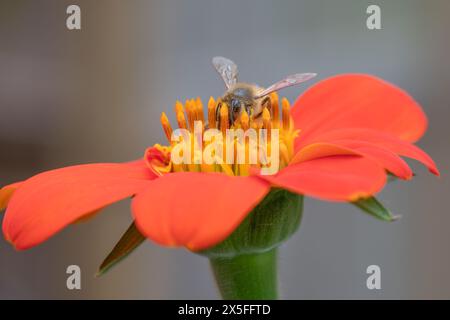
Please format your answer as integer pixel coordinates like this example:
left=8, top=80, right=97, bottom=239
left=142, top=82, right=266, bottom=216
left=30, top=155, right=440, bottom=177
left=0, top=0, right=448, bottom=298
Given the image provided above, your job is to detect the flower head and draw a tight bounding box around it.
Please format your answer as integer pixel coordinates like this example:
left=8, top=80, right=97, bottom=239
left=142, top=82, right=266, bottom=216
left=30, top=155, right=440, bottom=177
left=154, top=92, right=298, bottom=176
left=1, top=74, right=439, bottom=254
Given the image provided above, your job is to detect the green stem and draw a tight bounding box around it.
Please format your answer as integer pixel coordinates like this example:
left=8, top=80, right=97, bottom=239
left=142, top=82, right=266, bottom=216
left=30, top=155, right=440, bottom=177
left=209, top=248, right=278, bottom=300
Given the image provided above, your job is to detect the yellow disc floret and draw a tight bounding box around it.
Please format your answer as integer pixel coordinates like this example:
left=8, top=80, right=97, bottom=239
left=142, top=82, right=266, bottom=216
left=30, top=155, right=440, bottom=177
left=158, top=94, right=299, bottom=176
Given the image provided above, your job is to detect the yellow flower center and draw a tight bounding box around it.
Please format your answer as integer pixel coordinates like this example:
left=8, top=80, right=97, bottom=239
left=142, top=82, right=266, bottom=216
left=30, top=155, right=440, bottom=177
left=156, top=92, right=298, bottom=176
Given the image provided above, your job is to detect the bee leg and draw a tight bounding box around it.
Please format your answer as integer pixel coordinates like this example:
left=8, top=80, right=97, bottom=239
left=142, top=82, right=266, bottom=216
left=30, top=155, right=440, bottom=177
left=261, top=96, right=271, bottom=113
left=215, top=101, right=222, bottom=130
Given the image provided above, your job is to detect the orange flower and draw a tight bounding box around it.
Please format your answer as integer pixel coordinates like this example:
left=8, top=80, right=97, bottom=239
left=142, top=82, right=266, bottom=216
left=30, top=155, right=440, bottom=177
left=0, top=74, right=439, bottom=252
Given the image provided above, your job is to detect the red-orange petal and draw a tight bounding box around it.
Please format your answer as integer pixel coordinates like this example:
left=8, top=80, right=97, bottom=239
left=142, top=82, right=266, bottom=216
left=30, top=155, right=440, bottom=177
left=132, top=172, right=270, bottom=251
left=291, top=74, right=428, bottom=145
left=292, top=141, right=413, bottom=180
left=301, top=128, right=439, bottom=176
left=291, top=143, right=358, bottom=163
left=260, top=155, right=387, bottom=202
left=3, top=162, right=156, bottom=250
left=0, top=182, right=23, bottom=211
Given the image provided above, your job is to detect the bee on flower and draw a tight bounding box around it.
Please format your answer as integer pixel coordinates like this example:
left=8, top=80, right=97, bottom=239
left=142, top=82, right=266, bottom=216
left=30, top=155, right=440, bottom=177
left=0, top=57, right=439, bottom=299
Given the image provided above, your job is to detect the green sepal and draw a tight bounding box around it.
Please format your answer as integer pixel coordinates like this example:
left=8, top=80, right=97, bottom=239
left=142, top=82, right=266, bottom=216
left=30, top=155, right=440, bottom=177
left=96, top=221, right=145, bottom=277
left=199, top=188, right=303, bottom=259
left=353, top=196, right=400, bottom=222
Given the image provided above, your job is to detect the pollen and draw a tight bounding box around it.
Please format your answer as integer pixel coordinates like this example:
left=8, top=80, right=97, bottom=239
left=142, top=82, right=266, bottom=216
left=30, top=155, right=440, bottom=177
left=262, top=107, right=271, bottom=129
left=157, top=93, right=297, bottom=176
left=176, top=110, right=187, bottom=130
left=175, top=100, right=184, bottom=115
left=160, top=112, right=173, bottom=143
left=195, top=97, right=204, bottom=123
left=208, top=97, right=217, bottom=129
left=240, top=109, right=249, bottom=131
left=282, top=97, right=291, bottom=131
left=270, top=92, right=279, bottom=128
left=186, top=99, right=196, bottom=131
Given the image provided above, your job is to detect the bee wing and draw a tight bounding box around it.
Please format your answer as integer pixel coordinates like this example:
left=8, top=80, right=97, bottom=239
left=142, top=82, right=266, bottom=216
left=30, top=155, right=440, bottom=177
left=212, top=56, right=238, bottom=89
left=254, top=73, right=317, bottom=98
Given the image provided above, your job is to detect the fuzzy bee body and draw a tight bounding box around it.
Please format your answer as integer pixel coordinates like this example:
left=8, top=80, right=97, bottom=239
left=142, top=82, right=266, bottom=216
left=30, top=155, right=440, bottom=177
left=216, top=83, right=270, bottom=127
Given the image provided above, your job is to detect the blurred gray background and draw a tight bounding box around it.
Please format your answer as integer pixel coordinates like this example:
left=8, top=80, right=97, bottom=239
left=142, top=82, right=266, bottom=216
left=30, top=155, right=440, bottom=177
left=0, top=0, right=448, bottom=299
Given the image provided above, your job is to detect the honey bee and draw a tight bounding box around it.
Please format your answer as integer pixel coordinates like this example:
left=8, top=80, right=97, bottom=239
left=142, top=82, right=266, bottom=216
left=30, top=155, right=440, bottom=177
left=212, top=56, right=316, bottom=128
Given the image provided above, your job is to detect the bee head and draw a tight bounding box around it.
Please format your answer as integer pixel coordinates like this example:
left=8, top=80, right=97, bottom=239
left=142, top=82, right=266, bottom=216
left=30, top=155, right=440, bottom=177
left=224, top=85, right=256, bottom=124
